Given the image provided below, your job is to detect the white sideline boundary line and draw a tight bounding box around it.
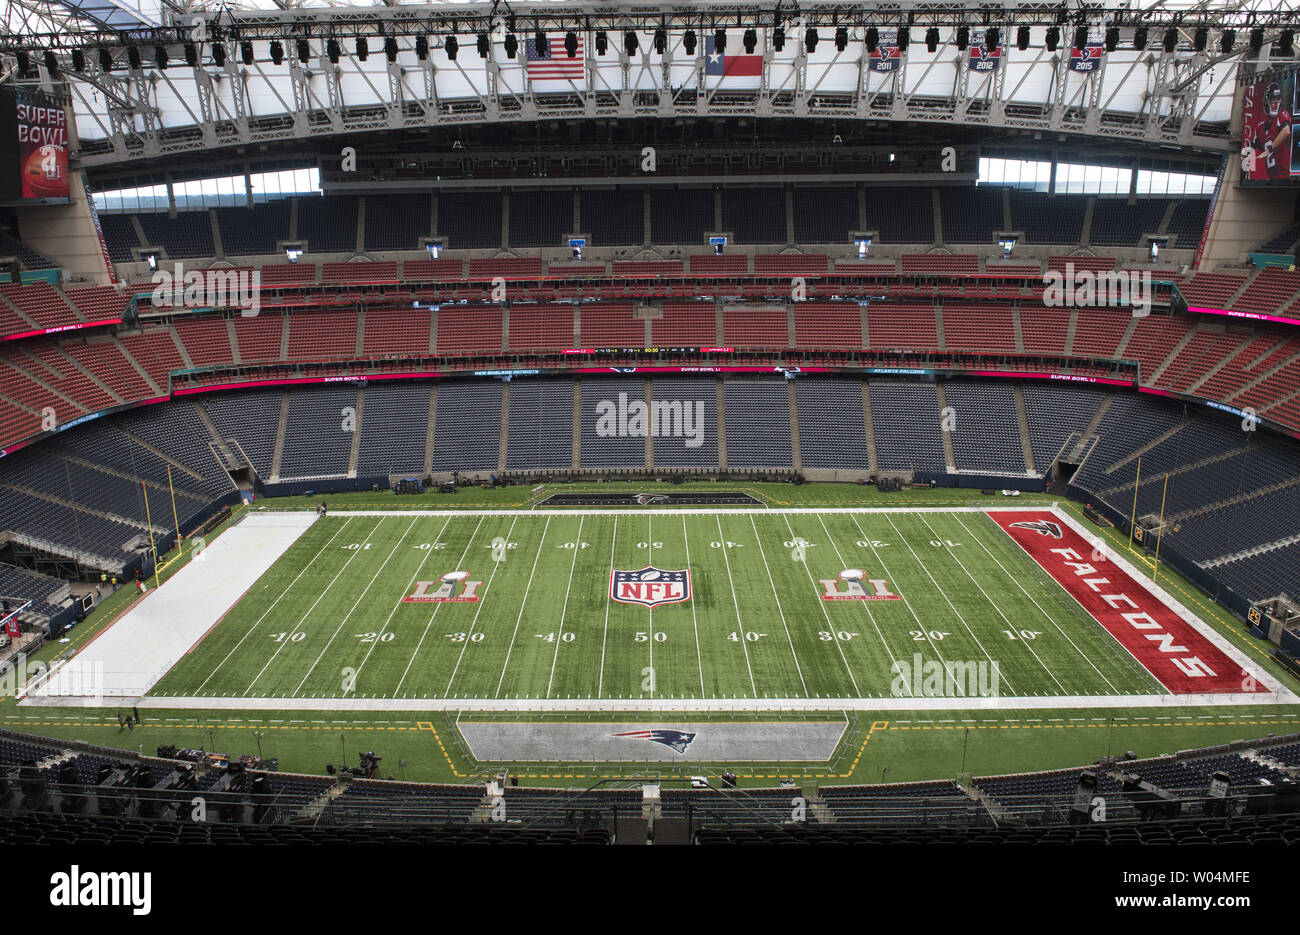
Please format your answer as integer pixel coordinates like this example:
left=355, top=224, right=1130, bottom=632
left=323, top=505, right=1046, bottom=517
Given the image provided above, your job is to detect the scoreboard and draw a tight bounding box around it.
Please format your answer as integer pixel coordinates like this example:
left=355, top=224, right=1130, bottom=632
left=0, top=86, right=70, bottom=206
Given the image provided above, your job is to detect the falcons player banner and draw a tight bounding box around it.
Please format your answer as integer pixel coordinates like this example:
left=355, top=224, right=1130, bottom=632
left=1240, top=69, right=1299, bottom=184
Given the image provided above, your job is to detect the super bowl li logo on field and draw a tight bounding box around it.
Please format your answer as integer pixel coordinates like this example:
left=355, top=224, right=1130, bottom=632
left=610, top=566, right=692, bottom=608
left=403, top=571, right=483, bottom=603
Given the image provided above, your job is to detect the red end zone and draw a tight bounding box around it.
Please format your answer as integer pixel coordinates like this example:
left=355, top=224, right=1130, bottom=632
left=990, top=511, right=1264, bottom=694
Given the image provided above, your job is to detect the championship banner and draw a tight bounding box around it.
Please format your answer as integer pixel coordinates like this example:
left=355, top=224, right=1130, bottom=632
left=1069, top=41, right=1105, bottom=74
left=968, top=30, right=1002, bottom=72
left=868, top=30, right=902, bottom=73
left=4, top=615, right=18, bottom=639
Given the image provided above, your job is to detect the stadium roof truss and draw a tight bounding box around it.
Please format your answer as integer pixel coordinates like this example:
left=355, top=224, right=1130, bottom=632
left=2, top=3, right=1299, bottom=167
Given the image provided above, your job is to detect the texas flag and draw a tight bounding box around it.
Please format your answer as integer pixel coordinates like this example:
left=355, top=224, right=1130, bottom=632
left=704, top=34, right=762, bottom=77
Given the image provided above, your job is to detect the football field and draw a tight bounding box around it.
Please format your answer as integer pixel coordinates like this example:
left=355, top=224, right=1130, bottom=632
left=143, top=504, right=1256, bottom=706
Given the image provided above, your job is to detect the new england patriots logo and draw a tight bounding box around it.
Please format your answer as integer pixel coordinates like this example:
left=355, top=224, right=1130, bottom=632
left=612, top=729, right=697, bottom=754
left=610, top=566, right=691, bottom=608
left=1008, top=520, right=1063, bottom=538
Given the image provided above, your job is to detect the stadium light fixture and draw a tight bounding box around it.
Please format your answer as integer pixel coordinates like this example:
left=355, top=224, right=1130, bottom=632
left=298, top=39, right=311, bottom=63
left=327, top=38, right=340, bottom=63
left=1194, top=27, right=1208, bottom=52
left=44, top=51, right=58, bottom=76
left=565, top=31, right=578, bottom=58
left=212, top=43, right=226, bottom=67
left=595, top=31, right=608, bottom=55
left=72, top=48, right=85, bottom=71
left=985, top=28, right=999, bottom=52
left=416, top=34, right=429, bottom=60
left=683, top=30, right=697, bottom=55
left=98, top=47, right=113, bottom=71
left=502, top=33, right=516, bottom=58
left=14, top=51, right=30, bottom=76
left=385, top=36, right=399, bottom=63
left=1162, top=28, right=1177, bottom=53
left=1045, top=27, right=1060, bottom=52
left=624, top=30, right=638, bottom=56
left=477, top=33, right=490, bottom=58
left=956, top=26, right=970, bottom=51
left=445, top=34, right=458, bottom=60
left=1219, top=30, right=1234, bottom=54
left=184, top=43, right=198, bottom=67
left=1074, top=26, right=1087, bottom=51
left=835, top=27, right=848, bottom=53
left=772, top=27, right=784, bottom=52
left=1282, top=30, right=1295, bottom=57
left=926, top=28, right=940, bottom=53
left=154, top=45, right=168, bottom=69
left=714, top=29, right=726, bottom=54
left=743, top=28, right=757, bottom=55
left=128, top=46, right=142, bottom=69
left=655, top=29, right=667, bottom=55
left=897, top=26, right=909, bottom=52
left=806, top=27, right=819, bottom=53
left=355, top=37, right=367, bottom=61
left=866, top=28, right=879, bottom=53
left=241, top=41, right=254, bottom=66
left=1016, top=27, right=1030, bottom=51
left=1249, top=29, right=1263, bottom=54
left=534, top=30, right=546, bottom=52
left=1105, top=27, right=1119, bottom=52
left=1133, top=27, right=1148, bottom=51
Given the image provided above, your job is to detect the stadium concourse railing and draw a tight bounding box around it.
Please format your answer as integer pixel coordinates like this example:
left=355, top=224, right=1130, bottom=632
left=3, top=724, right=1298, bottom=832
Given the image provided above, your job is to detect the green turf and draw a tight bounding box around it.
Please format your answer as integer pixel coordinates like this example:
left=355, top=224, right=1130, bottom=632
left=4, top=484, right=1298, bottom=788
left=152, top=508, right=1165, bottom=701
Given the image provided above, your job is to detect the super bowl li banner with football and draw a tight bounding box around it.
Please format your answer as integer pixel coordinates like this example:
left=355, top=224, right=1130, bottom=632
left=1240, top=66, right=1300, bottom=185
left=0, top=86, right=70, bottom=205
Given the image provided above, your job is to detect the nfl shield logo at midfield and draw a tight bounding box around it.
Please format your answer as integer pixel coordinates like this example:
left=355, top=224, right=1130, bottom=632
left=610, top=566, right=692, bottom=608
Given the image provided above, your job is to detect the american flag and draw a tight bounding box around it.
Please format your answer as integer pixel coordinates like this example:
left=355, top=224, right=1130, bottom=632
left=526, top=35, right=585, bottom=80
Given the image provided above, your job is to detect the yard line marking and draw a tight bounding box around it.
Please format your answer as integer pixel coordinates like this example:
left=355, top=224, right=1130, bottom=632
left=879, top=513, right=1013, bottom=691
left=291, top=516, right=422, bottom=695
left=545, top=515, right=584, bottom=698
left=244, top=516, right=387, bottom=693
left=955, top=514, right=1119, bottom=694
left=191, top=517, right=352, bottom=694
left=912, top=512, right=1066, bottom=694
left=647, top=514, right=654, bottom=697
left=748, top=514, right=809, bottom=697
left=345, top=514, right=457, bottom=693
left=800, top=513, right=899, bottom=691
left=492, top=515, right=552, bottom=698
left=597, top=516, right=617, bottom=698
left=682, top=514, right=704, bottom=696
left=394, top=517, right=488, bottom=696
left=714, top=514, right=757, bottom=697
left=842, top=512, right=956, bottom=673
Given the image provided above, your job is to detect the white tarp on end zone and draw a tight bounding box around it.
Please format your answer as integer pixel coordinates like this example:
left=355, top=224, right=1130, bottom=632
left=23, top=511, right=317, bottom=705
